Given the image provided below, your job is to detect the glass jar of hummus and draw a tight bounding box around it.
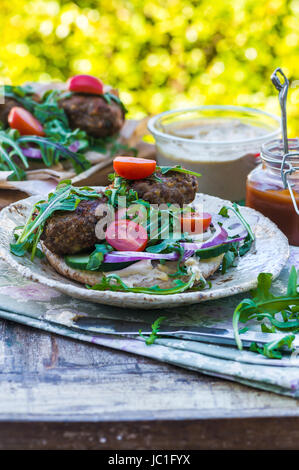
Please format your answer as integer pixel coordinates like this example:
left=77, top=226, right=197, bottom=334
left=148, top=106, right=280, bottom=201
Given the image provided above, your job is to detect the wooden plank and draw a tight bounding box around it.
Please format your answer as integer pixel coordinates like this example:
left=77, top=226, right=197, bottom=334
left=1, top=418, right=299, bottom=449
left=1, top=319, right=299, bottom=425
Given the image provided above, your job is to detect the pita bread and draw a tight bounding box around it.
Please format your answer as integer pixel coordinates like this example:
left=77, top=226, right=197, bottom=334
left=41, top=241, right=224, bottom=289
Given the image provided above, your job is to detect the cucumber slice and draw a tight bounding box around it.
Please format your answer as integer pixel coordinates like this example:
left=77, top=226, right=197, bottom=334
left=64, top=254, right=136, bottom=272
left=65, top=254, right=90, bottom=270
left=195, top=243, right=231, bottom=259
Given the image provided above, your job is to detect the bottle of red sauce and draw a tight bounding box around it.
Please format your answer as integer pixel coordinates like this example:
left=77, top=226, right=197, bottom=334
left=246, top=138, right=299, bottom=246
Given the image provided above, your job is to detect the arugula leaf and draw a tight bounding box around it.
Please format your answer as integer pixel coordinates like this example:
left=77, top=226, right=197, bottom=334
left=33, top=91, right=69, bottom=126
left=88, top=272, right=196, bottom=295
left=0, top=142, right=26, bottom=181
left=250, top=334, right=295, bottom=359
left=263, top=334, right=295, bottom=359
left=232, top=266, right=299, bottom=357
left=238, top=234, right=253, bottom=257
left=232, top=203, right=255, bottom=241
left=218, top=206, right=229, bottom=218
left=251, top=272, right=274, bottom=303
left=87, top=134, right=137, bottom=157
left=221, top=242, right=239, bottom=274
left=107, top=173, right=115, bottom=182
left=156, top=165, right=201, bottom=178
left=287, top=266, right=298, bottom=296
left=220, top=236, right=253, bottom=275
left=105, top=176, right=138, bottom=208
left=146, top=239, right=178, bottom=253
left=217, top=203, right=255, bottom=274
left=10, top=240, right=30, bottom=257
left=86, top=244, right=113, bottom=271
left=261, top=323, right=276, bottom=333
left=221, top=250, right=236, bottom=274
left=10, top=231, right=45, bottom=259
left=0, top=130, right=29, bottom=168
left=139, top=316, right=167, bottom=345
left=102, top=92, right=128, bottom=114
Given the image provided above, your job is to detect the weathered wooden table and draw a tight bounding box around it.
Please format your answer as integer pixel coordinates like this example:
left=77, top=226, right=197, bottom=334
left=1, top=318, right=299, bottom=450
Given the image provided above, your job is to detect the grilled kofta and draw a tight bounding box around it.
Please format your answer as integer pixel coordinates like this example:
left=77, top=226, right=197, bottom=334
left=41, top=196, right=108, bottom=256
left=58, top=92, right=125, bottom=138
left=128, top=171, right=198, bottom=207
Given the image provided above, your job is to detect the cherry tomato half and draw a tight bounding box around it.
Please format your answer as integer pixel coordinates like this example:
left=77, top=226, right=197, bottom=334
left=8, top=107, right=45, bottom=136
left=67, top=74, right=104, bottom=95
left=181, top=212, right=212, bottom=234
left=106, top=219, right=148, bottom=252
left=113, top=156, right=156, bottom=180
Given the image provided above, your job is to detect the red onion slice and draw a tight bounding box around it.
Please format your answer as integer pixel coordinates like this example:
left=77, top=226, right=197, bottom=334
left=21, top=147, right=42, bottom=159
left=68, top=141, right=80, bottom=152
left=104, top=251, right=180, bottom=263
left=20, top=140, right=80, bottom=160
left=182, top=249, right=196, bottom=261
left=181, top=225, right=228, bottom=251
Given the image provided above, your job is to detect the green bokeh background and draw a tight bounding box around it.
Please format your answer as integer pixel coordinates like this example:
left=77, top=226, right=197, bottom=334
left=1, top=0, right=299, bottom=134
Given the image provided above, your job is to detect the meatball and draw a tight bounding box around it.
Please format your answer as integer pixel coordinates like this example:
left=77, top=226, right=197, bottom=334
left=0, top=98, right=20, bottom=127
left=59, top=93, right=125, bottom=138
left=128, top=171, right=198, bottom=206
left=41, top=196, right=108, bottom=255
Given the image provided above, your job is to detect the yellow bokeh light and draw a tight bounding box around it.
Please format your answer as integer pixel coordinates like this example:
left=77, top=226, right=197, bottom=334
left=1, top=0, right=299, bottom=135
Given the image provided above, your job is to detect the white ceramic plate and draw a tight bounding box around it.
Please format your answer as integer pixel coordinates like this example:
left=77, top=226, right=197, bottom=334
left=0, top=192, right=289, bottom=309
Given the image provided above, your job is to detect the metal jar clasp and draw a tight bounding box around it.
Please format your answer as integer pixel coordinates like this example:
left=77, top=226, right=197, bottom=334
left=280, top=152, right=299, bottom=215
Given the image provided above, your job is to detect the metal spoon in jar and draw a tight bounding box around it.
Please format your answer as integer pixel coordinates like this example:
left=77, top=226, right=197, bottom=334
left=271, top=67, right=299, bottom=215
left=271, top=67, right=289, bottom=154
